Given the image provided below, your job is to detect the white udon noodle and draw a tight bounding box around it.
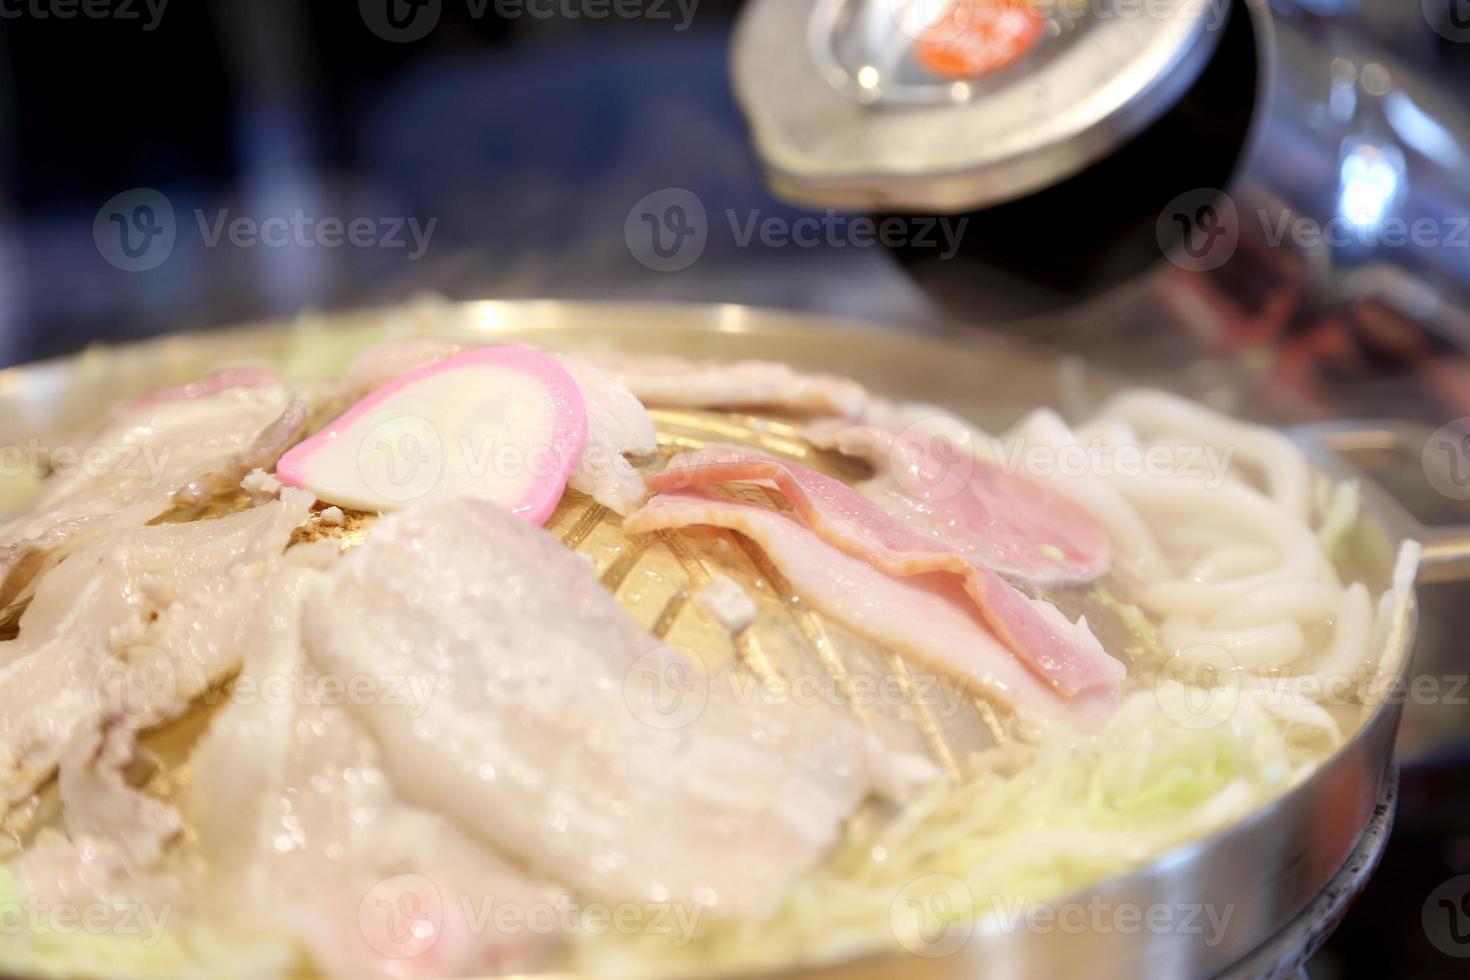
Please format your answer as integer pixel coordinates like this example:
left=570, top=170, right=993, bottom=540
left=878, top=389, right=1417, bottom=748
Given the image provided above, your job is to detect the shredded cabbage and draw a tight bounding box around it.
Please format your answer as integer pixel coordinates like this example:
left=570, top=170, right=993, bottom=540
left=0, top=868, right=301, bottom=980
left=572, top=686, right=1315, bottom=977
left=1315, top=476, right=1361, bottom=565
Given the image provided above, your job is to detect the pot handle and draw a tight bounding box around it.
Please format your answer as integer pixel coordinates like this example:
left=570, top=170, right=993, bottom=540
left=1290, top=421, right=1470, bottom=584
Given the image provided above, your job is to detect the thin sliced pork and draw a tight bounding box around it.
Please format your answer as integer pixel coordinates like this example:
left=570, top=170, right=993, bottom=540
left=0, top=368, right=306, bottom=609
left=302, top=497, right=908, bottom=921
left=623, top=492, right=1117, bottom=729
left=802, top=418, right=1112, bottom=585
left=193, top=554, right=564, bottom=978
left=57, top=721, right=182, bottom=869
left=648, top=447, right=1122, bottom=700
left=0, top=490, right=313, bottom=808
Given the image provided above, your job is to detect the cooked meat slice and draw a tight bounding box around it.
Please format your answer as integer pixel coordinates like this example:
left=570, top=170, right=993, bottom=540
left=302, top=497, right=904, bottom=921
left=0, top=368, right=305, bottom=609
left=193, top=556, right=563, bottom=978
left=0, top=491, right=313, bottom=809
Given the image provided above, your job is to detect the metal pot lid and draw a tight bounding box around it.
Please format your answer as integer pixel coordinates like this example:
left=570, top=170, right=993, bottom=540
left=732, top=0, right=1232, bottom=212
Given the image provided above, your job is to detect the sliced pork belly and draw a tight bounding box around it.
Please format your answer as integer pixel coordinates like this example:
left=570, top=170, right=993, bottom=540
left=0, top=368, right=305, bottom=609
left=5, top=721, right=182, bottom=927
left=802, top=419, right=1111, bottom=586
left=57, top=721, right=182, bottom=869
left=0, top=491, right=312, bottom=808
left=624, top=492, right=1117, bottom=730
left=301, top=497, right=899, bottom=921
left=583, top=350, right=869, bottom=417
left=648, top=447, right=1122, bottom=701
left=193, top=555, right=562, bottom=978
left=555, top=353, right=657, bottom=513
left=339, top=337, right=656, bottom=513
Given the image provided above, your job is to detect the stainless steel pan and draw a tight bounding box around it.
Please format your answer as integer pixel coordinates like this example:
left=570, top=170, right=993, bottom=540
left=0, top=300, right=1463, bottom=979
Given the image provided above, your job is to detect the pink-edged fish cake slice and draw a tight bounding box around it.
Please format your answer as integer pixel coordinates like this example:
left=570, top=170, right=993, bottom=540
left=277, top=347, right=587, bottom=523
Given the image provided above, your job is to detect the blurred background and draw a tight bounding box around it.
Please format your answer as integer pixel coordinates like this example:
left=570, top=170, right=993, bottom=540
left=4, top=0, right=1470, bottom=975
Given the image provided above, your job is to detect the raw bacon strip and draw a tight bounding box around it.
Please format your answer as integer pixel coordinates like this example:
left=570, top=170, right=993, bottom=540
left=803, top=419, right=1112, bottom=586
left=0, top=368, right=306, bottom=609
left=647, top=447, right=1123, bottom=700
left=624, top=492, right=1117, bottom=729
